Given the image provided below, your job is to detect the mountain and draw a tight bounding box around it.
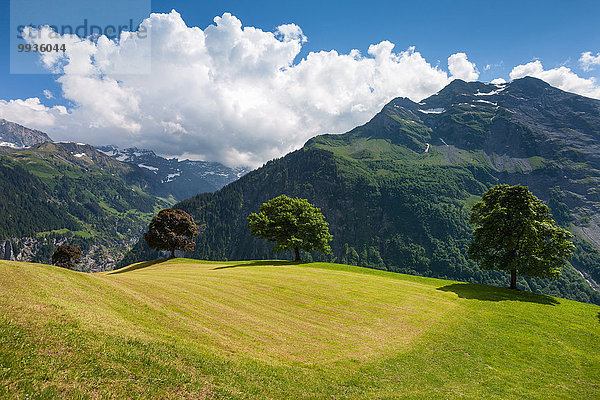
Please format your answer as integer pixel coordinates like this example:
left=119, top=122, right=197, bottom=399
left=2, top=259, right=599, bottom=398
left=123, top=77, right=600, bottom=305
left=97, top=145, right=250, bottom=200
left=0, top=142, right=172, bottom=270
left=0, top=119, right=249, bottom=269
left=0, top=118, right=52, bottom=147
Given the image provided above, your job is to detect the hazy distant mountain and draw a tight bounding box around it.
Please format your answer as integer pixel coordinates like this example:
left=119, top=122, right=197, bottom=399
left=125, top=76, right=600, bottom=305
left=98, top=145, right=250, bottom=200
left=0, top=119, right=52, bottom=148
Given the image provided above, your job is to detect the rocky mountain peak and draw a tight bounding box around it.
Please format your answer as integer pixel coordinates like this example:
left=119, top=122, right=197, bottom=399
left=0, top=119, right=52, bottom=148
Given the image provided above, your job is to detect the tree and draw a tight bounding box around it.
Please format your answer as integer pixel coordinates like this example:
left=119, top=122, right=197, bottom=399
left=468, top=184, right=574, bottom=290
left=144, top=209, right=199, bottom=258
left=52, top=245, right=82, bottom=270
left=247, top=195, right=333, bottom=262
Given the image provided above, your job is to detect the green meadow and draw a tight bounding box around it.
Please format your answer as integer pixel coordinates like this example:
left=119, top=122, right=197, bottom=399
left=1, top=258, right=598, bottom=399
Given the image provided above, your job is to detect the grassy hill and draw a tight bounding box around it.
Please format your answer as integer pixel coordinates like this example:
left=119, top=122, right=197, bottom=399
left=1, top=258, right=599, bottom=399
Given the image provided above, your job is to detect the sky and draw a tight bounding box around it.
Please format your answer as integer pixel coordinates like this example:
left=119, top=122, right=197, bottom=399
left=1, top=0, right=599, bottom=167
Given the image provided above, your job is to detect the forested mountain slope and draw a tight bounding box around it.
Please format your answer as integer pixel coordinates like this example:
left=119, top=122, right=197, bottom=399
left=0, top=130, right=249, bottom=269
left=0, top=142, right=172, bottom=270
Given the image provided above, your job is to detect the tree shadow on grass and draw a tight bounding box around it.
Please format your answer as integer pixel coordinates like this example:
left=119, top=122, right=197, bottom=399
left=212, top=260, right=302, bottom=270
left=109, top=258, right=169, bottom=274
left=437, top=282, right=560, bottom=305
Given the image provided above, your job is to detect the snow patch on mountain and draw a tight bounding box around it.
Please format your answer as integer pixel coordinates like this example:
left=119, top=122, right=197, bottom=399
left=475, top=99, right=498, bottom=106
left=138, top=164, right=159, bottom=172
left=474, top=86, right=506, bottom=96
left=419, top=108, right=445, bottom=114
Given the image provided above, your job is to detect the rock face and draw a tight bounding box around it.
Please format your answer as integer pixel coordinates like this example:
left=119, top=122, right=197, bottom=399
left=0, top=240, right=14, bottom=260
left=0, top=119, right=52, bottom=147
left=0, top=235, right=149, bottom=272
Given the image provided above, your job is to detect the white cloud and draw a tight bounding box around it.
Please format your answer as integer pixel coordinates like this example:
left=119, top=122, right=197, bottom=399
left=448, top=52, right=479, bottom=81
left=490, top=78, right=506, bottom=85
left=3, top=11, right=478, bottom=167
left=580, top=51, right=600, bottom=71
left=8, top=13, right=600, bottom=168
left=275, top=23, right=307, bottom=43
left=509, top=60, right=600, bottom=99
left=43, top=89, right=54, bottom=99
left=0, top=98, right=67, bottom=128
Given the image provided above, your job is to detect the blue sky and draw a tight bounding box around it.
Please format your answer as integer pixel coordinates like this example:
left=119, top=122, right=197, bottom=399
left=1, top=0, right=599, bottom=166
left=152, top=0, right=600, bottom=76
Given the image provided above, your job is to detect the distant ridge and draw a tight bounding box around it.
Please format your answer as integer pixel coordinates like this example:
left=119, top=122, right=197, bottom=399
left=98, top=145, right=250, bottom=200
left=0, top=118, right=52, bottom=148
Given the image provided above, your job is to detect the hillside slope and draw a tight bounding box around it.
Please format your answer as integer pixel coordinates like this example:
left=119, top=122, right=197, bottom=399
left=124, top=77, right=600, bottom=305
left=0, top=259, right=598, bottom=399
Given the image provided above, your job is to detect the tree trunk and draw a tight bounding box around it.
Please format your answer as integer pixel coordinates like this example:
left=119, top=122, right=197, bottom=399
left=509, top=268, right=517, bottom=290
left=294, top=247, right=301, bottom=262
left=170, top=248, right=175, bottom=259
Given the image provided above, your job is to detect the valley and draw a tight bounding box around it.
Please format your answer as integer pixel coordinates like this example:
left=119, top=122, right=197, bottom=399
left=0, top=132, right=247, bottom=270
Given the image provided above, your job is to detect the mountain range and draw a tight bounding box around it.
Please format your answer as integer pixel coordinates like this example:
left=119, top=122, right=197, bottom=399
left=124, top=76, right=600, bottom=305
left=0, top=123, right=248, bottom=270
left=97, top=145, right=249, bottom=200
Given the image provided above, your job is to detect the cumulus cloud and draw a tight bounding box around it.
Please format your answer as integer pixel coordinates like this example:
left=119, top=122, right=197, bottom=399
left=275, top=23, right=307, bottom=43
left=43, top=89, right=54, bottom=99
left=509, top=60, right=600, bottom=99
left=3, top=11, right=477, bottom=167
left=490, top=78, right=506, bottom=85
left=448, top=52, right=479, bottom=81
left=0, top=98, right=67, bottom=128
left=580, top=51, right=600, bottom=71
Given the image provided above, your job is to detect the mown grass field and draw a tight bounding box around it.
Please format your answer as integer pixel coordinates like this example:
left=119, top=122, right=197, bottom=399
left=1, top=258, right=599, bottom=399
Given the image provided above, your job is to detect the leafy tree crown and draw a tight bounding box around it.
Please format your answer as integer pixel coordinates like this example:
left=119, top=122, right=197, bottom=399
left=468, top=184, right=574, bottom=279
left=144, top=209, right=199, bottom=257
left=247, top=195, right=333, bottom=255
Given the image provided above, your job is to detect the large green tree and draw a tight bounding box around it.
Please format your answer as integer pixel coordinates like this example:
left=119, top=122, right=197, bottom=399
left=247, top=195, right=332, bottom=262
left=468, top=184, right=574, bottom=289
left=144, top=209, right=199, bottom=258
